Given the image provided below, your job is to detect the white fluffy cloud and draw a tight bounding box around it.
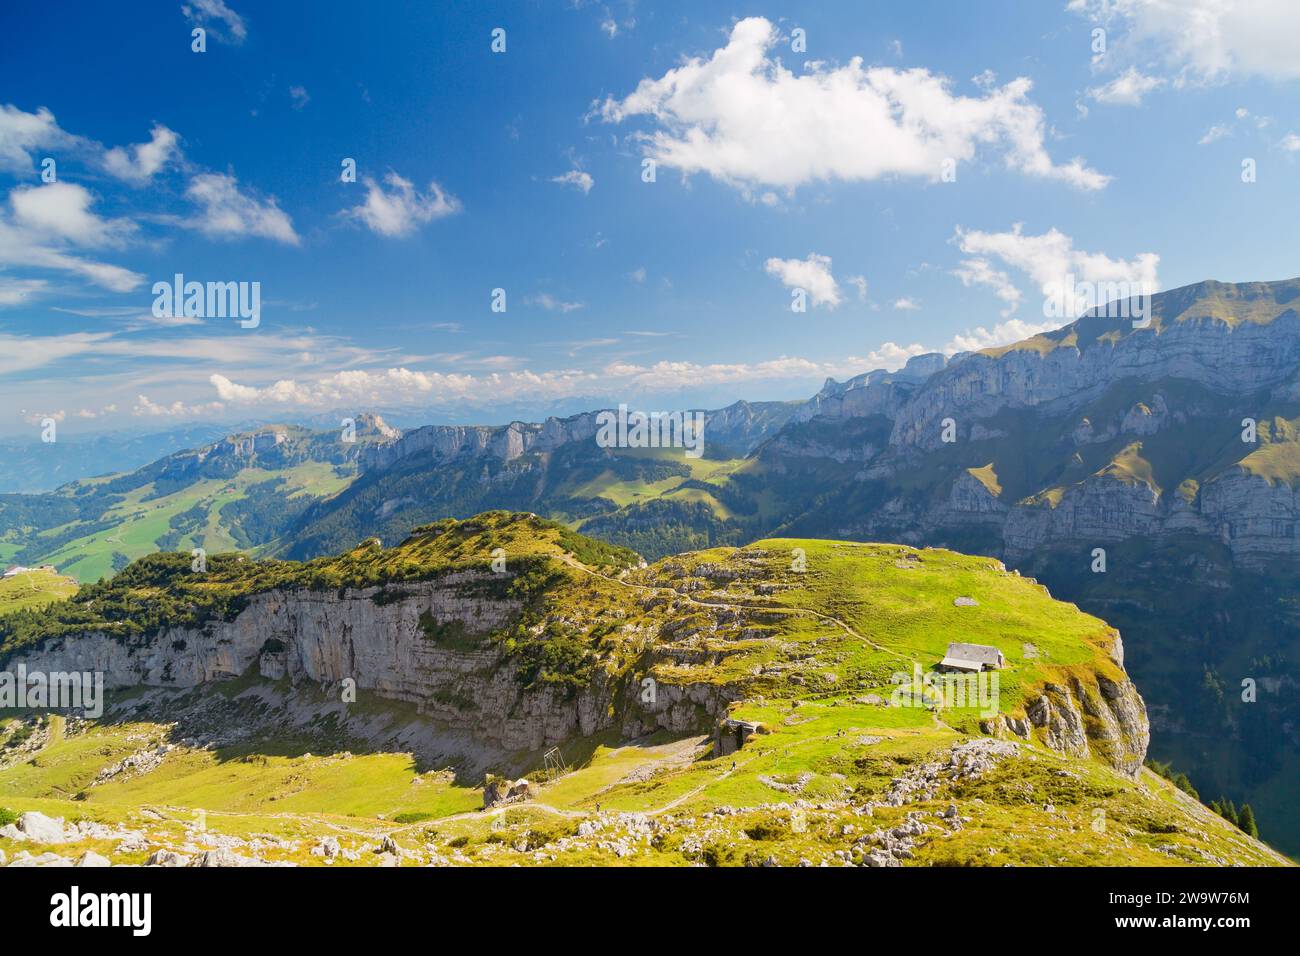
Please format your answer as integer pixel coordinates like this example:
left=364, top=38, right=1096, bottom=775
left=0, top=104, right=69, bottom=174
left=1070, top=0, right=1300, bottom=83
left=0, top=106, right=181, bottom=183
left=103, top=125, right=180, bottom=182
left=551, top=169, right=594, bottom=194
left=952, top=256, right=1022, bottom=316
left=0, top=107, right=299, bottom=297
left=185, top=172, right=299, bottom=244
left=0, top=186, right=144, bottom=293
left=181, top=0, right=247, bottom=44
left=862, top=316, right=1064, bottom=372
left=206, top=353, right=888, bottom=410
left=346, top=172, right=460, bottom=237
left=764, top=253, right=842, bottom=308
left=863, top=341, right=929, bottom=369
left=133, top=394, right=225, bottom=417
left=10, top=182, right=133, bottom=246
left=595, top=16, right=1108, bottom=193
left=943, top=317, right=1062, bottom=353
left=953, top=224, right=1159, bottom=317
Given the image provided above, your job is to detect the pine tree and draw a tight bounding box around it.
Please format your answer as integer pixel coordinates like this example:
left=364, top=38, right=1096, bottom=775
left=1172, top=772, right=1198, bottom=799
left=1238, top=804, right=1259, bottom=839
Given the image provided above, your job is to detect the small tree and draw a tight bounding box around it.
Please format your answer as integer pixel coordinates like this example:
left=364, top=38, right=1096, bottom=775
left=1238, top=804, right=1259, bottom=839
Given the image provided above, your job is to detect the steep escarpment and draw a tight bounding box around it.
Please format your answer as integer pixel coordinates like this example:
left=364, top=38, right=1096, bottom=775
left=768, top=279, right=1300, bottom=568
left=891, top=279, right=1300, bottom=450
left=0, top=513, right=735, bottom=753
left=8, top=572, right=730, bottom=753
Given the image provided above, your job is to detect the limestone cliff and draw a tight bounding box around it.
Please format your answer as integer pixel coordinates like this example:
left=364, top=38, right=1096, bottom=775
left=7, top=570, right=733, bottom=753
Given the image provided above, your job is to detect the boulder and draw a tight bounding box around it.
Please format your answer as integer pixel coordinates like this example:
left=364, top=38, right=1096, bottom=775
left=15, top=811, right=67, bottom=844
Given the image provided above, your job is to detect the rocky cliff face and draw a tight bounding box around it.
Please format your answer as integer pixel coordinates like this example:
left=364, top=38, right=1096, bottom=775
left=891, top=293, right=1300, bottom=451
left=359, top=402, right=796, bottom=473
left=795, top=352, right=948, bottom=423
left=763, top=280, right=1300, bottom=568
left=984, top=673, right=1149, bottom=778
left=7, top=571, right=733, bottom=753
left=360, top=416, right=594, bottom=472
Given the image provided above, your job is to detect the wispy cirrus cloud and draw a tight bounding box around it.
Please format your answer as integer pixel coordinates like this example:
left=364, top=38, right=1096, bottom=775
left=0, top=203, right=144, bottom=295
left=1086, top=67, right=1165, bottom=106
left=526, top=292, right=585, bottom=313
left=551, top=169, right=594, bottom=194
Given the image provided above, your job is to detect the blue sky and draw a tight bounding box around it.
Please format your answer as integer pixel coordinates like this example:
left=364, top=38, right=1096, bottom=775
left=3, top=0, right=1300, bottom=436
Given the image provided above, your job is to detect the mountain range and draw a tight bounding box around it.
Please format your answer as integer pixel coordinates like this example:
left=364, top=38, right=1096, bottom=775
left=2, top=276, right=1298, bottom=854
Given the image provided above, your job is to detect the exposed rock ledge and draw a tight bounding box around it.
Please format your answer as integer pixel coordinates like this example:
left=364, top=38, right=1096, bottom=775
left=981, top=673, right=1149, bottom=777
left=5, top=571, right=734, bottom=754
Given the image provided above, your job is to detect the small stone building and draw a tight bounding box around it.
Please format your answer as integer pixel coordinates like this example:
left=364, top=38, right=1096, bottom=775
left=937, top=642, right=1005, bottom=673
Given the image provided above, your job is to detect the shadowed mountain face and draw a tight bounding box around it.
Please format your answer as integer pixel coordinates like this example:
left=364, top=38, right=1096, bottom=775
left=2, top=278, right=1298, bottom=853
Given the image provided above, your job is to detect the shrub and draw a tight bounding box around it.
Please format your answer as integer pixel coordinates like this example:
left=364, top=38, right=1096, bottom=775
left=392, top=811, right=434, bottom=824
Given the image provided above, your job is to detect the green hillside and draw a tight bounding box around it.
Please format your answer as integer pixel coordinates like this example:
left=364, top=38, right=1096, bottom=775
left=0, top=421, right=392, bottom=583
left=0, top=568, right=77, bottom=613
left=0, top=513, right=1285, bottom=867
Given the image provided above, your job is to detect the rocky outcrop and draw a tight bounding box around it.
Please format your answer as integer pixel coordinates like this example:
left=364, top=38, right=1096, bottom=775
left=984, top=673, right=1149, bottom=777
left=483, top=775, right=538, bottom=808
left=794, top=352, right=947, bottom=423
left=891, top=293, right=1300, bottom=451
left=1003, top=476, right=1162, bottom=558
left=361, top=415, right=605, bottom=472
left=6, top=571, right=735, bottom=753
left=360, top=403, right=794, bottom=473
left=1001, top=467, right=1300, bottom=565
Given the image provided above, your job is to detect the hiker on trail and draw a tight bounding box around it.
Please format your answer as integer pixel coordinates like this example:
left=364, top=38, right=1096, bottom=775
left=731, top=760, right=736, bottom=771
